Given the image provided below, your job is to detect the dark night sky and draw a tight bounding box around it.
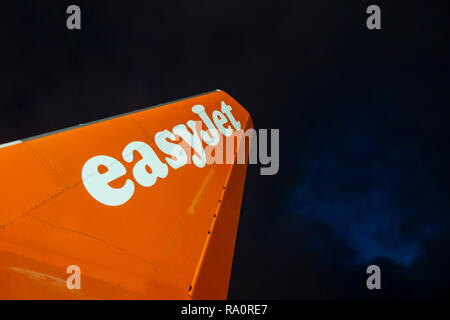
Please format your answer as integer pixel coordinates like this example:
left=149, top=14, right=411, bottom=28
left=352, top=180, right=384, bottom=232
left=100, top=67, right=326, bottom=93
left=1, top=1, right=449, bottom=299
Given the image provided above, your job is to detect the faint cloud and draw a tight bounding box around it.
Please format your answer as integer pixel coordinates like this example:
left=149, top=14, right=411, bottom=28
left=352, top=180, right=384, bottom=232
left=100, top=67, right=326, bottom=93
left=289, top=113, right=447, bottom=267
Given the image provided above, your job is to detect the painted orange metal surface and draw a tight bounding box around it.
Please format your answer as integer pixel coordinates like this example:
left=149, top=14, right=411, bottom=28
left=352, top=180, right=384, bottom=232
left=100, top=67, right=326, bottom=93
left=0, top=90, right=252, bottom=299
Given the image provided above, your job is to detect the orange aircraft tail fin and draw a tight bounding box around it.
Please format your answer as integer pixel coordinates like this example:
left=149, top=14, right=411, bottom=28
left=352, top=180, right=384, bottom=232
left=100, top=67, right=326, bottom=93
left=0, top=90, right=253, bottom=299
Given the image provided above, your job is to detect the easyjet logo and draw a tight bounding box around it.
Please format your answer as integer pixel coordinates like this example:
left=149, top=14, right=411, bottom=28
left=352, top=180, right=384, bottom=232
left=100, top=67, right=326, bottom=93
left=81, top=101, right=242, bottom=206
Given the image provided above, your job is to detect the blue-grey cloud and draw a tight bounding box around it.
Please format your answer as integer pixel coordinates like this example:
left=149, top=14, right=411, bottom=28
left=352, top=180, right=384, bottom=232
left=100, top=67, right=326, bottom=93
left=289, top=112, right=448, bottom=267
